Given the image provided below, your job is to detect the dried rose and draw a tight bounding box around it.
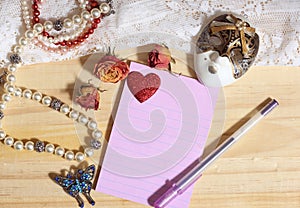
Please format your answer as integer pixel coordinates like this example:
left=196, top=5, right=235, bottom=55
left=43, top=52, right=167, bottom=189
left=76, top=83, right=101, bottom=111
left=93, top=55, right=130, bottom=83
left=148, top=44, right=175, bottom=71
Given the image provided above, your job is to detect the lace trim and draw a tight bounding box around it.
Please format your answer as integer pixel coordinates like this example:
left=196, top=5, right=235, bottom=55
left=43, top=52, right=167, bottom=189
left=0, top=0, right=299, bottom=67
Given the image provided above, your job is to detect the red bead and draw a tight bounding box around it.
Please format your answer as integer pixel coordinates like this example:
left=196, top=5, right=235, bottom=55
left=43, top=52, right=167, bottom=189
left=42, top=31, right=49, bottom=37
left=73, top=40, right=78, bottom=45
left=93, top=18, right=101, bottom=24
left=91, top=23, right=98, bottom=29
left=33, top=17, right=40, bottom=23
left=66, top=41, right=73, bottom=47
left=60, top=41, right=66, bottom=46
left=78, top=38, right=84, bottom=43
left=32, top=4, right=38, bottom=10
left=33, top=10, right=40, bottom=16
left=83, top=33, right=89, bottom=39
left=90, top=1, right=99, bottom=8
left=88, top=29, right=94, bottom=34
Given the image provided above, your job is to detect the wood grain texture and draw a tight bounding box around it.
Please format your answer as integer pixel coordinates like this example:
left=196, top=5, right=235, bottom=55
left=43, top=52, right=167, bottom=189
left=0, top=48, right=299, bottom=208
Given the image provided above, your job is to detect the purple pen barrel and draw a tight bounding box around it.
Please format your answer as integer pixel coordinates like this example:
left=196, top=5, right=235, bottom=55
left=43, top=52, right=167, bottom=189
left=154, top=184, right=180, bottom=208
left=261, top=99, right=279, bottom=116
left=154, top=173, right=203, bottom=208
left=154, top=98, right=279, bottom=208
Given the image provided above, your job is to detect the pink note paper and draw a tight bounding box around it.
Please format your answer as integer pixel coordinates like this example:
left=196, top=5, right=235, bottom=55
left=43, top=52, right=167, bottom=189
left=96, top=62, right=217, bottom=207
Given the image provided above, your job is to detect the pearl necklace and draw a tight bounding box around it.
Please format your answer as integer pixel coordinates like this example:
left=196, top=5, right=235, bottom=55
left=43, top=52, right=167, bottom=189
left=0, top=0, right=113, bottom=162
left=0, top=85, right=103, bottom=161
left=21, top=0, right=113, bottom=49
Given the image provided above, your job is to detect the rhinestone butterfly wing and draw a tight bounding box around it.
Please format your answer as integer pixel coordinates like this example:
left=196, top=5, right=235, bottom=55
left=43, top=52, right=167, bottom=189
left=54, top=165, right=96, bottom=208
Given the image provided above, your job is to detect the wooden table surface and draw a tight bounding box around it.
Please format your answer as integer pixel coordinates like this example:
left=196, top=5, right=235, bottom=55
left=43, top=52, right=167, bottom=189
left=0, top=48, right=299, bottom=208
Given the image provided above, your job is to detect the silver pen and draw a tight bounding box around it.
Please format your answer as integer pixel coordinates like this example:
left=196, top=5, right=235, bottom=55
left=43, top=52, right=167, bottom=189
left=154, top=98, right=279, bottom=208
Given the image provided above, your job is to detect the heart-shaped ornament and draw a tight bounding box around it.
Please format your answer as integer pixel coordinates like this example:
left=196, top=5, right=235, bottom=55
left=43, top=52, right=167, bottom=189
left=127, top=71, right=161, bottom=103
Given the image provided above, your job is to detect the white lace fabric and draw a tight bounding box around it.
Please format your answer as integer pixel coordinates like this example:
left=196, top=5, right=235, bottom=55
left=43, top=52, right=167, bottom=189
left=0, top=0, right=299, bottom=67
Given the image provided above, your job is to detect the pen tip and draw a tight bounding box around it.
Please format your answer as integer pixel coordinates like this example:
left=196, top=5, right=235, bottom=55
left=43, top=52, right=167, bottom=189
left=261, top=99, right=279, bottom=116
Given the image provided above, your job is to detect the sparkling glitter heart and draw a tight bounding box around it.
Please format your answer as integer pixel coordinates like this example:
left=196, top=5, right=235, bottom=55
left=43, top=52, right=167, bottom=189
left=127, top=71, right=161, bottom=103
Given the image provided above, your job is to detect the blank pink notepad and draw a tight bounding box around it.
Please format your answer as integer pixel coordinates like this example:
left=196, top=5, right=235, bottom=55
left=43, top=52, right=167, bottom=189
left=96, top=62, right=218, bottom=207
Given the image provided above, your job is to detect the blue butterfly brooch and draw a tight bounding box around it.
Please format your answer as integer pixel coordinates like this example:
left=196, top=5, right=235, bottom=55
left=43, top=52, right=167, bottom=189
left=54, top=164, right=96, bottom=208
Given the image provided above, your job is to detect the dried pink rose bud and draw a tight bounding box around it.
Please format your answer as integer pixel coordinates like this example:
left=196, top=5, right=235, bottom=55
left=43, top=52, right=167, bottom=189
left=76, top=84, right=100, bottom=111
left=148, top=44, right=173, bottom=70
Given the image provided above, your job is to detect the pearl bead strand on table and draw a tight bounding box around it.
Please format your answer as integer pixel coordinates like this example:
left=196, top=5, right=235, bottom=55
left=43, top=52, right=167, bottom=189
left=0, top=1, right=114, bottom=162
left=0, top=28, right=103, bottom=163
left=0, top=84, right=104, bottom=161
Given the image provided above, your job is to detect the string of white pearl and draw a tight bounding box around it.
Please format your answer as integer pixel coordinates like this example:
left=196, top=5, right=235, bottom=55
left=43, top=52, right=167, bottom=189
left=0, top=88, right=102, bottom=162
left=21, top=0, right=111, bottom=45
left=39, top=20, right=88, bottom=45
left=0, top=133, right=94, bottom=162
left=21, top=0, right=33, bottom=30
left=40, top=10, right=91, bottom=38
left=21, top=0, right=88, bottom=45
left=6, top=2, right=112, bottom=85
left=0, top=85, right=103, bottom=161
left=40, top=6, right=110, bottom=44
left=0, top=1, right=113, bottom=162
left=1, top=90, right=101, bottom=162
left=6, top=26, right=42, bottom=70
left=20, top=0, right=88, bottom=30
left=1, top=28, right=103, bottom=163
left=31, top=20, right=88, bottom=54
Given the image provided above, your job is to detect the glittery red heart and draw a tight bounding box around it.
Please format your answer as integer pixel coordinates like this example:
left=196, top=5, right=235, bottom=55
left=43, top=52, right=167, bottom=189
left=127, top=71, right=161, bottom=103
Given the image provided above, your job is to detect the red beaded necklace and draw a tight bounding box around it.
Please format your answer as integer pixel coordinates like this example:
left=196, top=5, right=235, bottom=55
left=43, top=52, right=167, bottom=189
left=28, top=0, right=113, bottom=49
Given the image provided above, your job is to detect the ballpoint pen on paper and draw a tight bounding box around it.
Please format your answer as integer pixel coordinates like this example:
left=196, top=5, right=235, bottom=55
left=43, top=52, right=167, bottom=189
left=154, top=98, right=279, bottom=208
